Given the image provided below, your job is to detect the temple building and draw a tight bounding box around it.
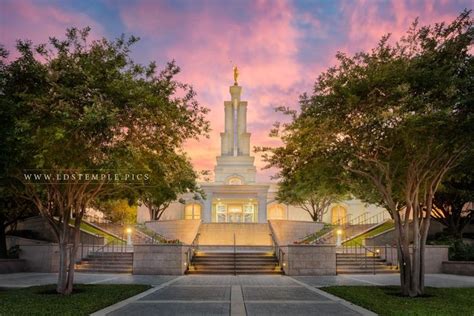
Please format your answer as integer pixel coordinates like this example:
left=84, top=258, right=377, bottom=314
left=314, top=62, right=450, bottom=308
left=137, top=75, right=386, bottom=224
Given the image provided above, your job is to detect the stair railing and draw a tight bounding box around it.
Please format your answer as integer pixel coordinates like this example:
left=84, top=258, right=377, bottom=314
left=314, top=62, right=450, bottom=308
left=186, top=233, right=200, bottom=272
left=357, top=211, right=391, bottom=226
left=233, top=233, right=236, bottom=276
left=269, top=232, right=285, bottom=272
left=315, top=212, right=369, bottom=244
left=341, top=241, right=379, bottom=275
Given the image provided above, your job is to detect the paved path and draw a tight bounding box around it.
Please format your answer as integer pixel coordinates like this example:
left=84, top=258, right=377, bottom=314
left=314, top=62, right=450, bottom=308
left=92, top=275, right=374, bottom=316
left=1, top=273, right=473, bottom=315
left=1, top=272, right=472, bottom=288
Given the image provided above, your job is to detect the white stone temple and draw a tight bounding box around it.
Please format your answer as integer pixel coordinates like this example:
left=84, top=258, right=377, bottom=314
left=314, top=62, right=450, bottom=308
left=137, top=74, right=386, bottom=224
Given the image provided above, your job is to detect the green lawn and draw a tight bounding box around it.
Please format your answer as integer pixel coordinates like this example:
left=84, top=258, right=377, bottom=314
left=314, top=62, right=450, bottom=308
left=323, top=286, right=474, bottom=316
left=343, top=221, right=395, bottom=246
left=70, top=220, right=124, bottom=243
left=0, top=284, right=150, bottom=315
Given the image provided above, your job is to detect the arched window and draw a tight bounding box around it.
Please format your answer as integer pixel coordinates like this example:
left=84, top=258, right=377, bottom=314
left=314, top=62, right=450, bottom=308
left=184, top=203, right=202, bottom=220
left=331, top=205, right=347, bottom=224
left=227, top=177, right=243, bottom=185
left=267, top=204, right=286, bottom=220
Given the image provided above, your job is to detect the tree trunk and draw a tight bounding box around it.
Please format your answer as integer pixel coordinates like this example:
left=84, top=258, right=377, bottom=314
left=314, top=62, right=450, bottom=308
left=0, top=223, right=7, bottom=259
left=56, top=240, right=68, bottom=294
left=65, top=211, right=83, bottom=294
left=56, top=215, right=70, bottom=294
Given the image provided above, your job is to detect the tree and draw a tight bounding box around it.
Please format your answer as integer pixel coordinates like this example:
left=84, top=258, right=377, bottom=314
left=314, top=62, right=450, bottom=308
left=274, top=152, right=347, bottom=222
left=264, top=11, right=473, bottom=296
left=94, top=199, right=137, bottom=225
left=138, top=150, right=202, bottom=221
left=432, top=156, right=474, bottom=238
left=0, top=45, right=37, bottom=258
left=1, top=27, right=209, bottom=294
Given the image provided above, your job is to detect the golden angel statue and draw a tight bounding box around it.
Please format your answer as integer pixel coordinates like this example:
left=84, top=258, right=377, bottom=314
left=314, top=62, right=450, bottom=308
left=233, top=65, right=239, bottom=85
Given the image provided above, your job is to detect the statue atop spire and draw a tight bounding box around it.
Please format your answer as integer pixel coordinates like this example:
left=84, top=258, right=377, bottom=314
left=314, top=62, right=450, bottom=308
left=233, top=65, right=239, bottom=86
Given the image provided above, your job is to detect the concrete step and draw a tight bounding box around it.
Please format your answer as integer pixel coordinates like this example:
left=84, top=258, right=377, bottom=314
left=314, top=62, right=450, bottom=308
left=187, top=269, right=283, bottom=275
left=337, top=268, right=398, bottom=274
left=75, top=267, right=132, bottom=273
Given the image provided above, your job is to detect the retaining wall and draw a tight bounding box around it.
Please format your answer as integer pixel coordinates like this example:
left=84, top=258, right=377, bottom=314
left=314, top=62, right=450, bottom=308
left=280, top=244, right=336, bottom=276
left=145, top=219, right=201, bottom=244
left=442, top=261, right=474, bottom=276
left=379, top=245, right=449, bottom=273
left=269, top=220, right=324, bottom=245
left=133, top=244, right=187, bottom=275
left=0, top=259, right=26, bottom=274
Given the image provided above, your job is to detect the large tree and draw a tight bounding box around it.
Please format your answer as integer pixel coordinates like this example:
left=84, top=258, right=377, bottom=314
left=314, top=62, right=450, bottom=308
left=264, top=12, right=473, bottom=296
left=1, top=27, right=209, bottom=294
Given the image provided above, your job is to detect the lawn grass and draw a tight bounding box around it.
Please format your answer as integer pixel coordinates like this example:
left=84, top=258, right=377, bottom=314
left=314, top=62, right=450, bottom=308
left=322, top=286, right=474, bottom=316
left=70, top=220, right=124, bottom=243
left=0, top=284, right=151, bottom=316
left=343, top=221, right=394, bottom=246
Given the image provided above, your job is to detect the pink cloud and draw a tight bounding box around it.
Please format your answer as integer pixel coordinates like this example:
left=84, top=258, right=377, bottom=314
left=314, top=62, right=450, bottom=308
left=0, top=0, right=104, bottom=59
left=341, top=0, right=462, bottom=54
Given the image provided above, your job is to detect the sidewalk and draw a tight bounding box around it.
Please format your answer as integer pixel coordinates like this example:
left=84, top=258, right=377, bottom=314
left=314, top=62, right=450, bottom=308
left=92, top=275, right=375, bottom=316
left=1, top=273, right=472, bottom=316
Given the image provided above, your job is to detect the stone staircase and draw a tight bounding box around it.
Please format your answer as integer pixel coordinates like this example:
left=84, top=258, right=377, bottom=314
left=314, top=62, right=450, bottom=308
left=336, top=253, right=397, bottom=274
left=75, top=252, right=133, bottom=273
left=188, top=251, right=282, bottom=275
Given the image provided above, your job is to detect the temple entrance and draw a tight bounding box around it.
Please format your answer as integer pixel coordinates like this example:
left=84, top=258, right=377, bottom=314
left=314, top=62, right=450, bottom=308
left=212, top=199, right=257, bottom=223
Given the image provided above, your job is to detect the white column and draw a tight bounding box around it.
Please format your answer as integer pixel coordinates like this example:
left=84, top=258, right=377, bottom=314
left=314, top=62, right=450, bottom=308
left=258, top=194, right=267, bottom=223
left=203, top=192, right=213, bottom=223
left=222, top=102, right=233, bottom=155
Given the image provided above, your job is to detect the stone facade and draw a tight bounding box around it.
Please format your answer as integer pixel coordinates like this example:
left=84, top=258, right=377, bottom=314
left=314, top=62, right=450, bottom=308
left=133, top=244, right=187, bottom=275
left=281, top=245, right=336, bottom=276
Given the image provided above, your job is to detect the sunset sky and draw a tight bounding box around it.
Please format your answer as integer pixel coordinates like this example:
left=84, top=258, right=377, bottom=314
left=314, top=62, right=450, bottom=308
left=1, top=0, right=471, bottom=181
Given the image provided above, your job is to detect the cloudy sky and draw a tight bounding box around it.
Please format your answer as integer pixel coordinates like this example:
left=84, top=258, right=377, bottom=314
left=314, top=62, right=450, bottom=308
left=1, top=0, right=471, bottom=181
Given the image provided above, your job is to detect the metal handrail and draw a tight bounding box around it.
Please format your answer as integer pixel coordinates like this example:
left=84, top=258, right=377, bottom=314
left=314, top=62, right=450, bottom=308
left=186, top=233, right=200, bottom=272
left=341, top=240, right=380, bottom=274
left=233, top=233, right=236, bottom=276
left=269, top=233, right=285, bottom=271
left=357, top=211, right=391, bottom=226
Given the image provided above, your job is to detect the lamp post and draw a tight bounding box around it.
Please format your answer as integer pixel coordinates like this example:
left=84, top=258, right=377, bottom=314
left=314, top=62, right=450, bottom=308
left=126, top=227, right=132, bottom=245
left=336, top=229, right=342, bottom=246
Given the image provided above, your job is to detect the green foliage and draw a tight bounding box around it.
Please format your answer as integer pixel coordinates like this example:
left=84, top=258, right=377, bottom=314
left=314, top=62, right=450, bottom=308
left=449, top=240, right=474, bottom=261
left=0, top=284, right=151, bottom=316
left=322, top=286, right=474, bottom=315
left=94, top=199, right=137, bottom=225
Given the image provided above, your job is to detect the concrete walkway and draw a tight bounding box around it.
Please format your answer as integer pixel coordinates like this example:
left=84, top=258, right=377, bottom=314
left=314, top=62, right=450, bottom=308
left=1, top=273, right=473, bottom=315
left=91, top=275, right=375, bottom=316
left=0, top=272, right=472, bottom=289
